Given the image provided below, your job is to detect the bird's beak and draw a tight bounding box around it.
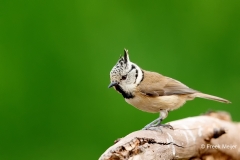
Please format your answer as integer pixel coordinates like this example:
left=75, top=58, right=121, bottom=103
left=108, top=82, right=118, bottom=88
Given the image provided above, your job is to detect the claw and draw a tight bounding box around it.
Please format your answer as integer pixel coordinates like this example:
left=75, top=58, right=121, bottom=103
left=142, top=117, right=173, bottom=130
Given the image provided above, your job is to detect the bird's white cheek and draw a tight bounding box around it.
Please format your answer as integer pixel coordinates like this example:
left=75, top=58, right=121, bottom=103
left=122, top=83, right=136, bottom=93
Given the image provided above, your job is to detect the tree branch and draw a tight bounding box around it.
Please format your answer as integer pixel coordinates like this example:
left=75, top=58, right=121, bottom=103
left=99, top=111, right=240, bottom=160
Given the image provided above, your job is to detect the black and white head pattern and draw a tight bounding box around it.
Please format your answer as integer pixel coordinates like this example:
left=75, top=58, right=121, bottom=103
left=109, top=49, right=143, bottom=96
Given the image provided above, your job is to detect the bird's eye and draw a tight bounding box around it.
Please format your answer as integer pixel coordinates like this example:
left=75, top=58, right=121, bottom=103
left=121, top=75, right=127, bottom=80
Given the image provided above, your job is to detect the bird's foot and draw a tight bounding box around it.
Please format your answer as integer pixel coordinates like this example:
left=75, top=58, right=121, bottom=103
left=142, top=118, right=173, bottom=130
left=143, top=124, right=174, bottom=131
left=159, top=124, right=173, bottom=130
left=142, top=118, right=161, bottom=130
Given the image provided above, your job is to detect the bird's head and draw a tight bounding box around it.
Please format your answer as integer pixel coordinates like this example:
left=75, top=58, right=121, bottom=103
left=108, top=49, right=143, bottom=95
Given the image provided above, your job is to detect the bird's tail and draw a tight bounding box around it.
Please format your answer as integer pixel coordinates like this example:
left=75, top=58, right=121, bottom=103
left=192, top=92, right=231, bottom=103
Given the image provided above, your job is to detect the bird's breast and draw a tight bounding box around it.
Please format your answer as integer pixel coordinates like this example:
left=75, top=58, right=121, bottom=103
left=125, top=92, right=187, bottom=113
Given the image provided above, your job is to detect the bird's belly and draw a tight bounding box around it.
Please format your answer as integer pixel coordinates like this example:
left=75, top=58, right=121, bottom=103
left=125, top=95, right=186, bottom=113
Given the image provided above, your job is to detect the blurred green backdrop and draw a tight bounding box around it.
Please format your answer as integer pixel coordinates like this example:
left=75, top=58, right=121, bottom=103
left=0, top=1, right=240, bottom=159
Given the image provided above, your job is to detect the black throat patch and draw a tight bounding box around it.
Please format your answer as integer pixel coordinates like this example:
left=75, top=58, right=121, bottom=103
left=114, top=85, right=134, bottom=99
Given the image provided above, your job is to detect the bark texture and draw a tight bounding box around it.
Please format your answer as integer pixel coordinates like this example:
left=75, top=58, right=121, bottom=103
left=99, top=111, right=240, bottom=160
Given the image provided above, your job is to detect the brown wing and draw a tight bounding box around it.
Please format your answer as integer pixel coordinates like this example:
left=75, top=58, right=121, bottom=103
left=138, top=70, right=198, bottom=97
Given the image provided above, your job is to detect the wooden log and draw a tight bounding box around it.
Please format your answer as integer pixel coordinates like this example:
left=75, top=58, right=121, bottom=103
left=99, top=111, right=240, bottom=160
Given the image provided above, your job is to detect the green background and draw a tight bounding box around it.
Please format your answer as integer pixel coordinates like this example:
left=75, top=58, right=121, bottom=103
left=1, top=1, right=240, bottom=159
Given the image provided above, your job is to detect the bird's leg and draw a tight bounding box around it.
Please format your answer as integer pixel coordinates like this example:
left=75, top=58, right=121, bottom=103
left=142, top=110, right=173, bottom=130
left=142, top=117, right=162, bottom=130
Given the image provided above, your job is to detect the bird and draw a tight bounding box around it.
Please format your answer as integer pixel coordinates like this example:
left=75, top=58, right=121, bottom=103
left=108, top=49, right=230, bottom=129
